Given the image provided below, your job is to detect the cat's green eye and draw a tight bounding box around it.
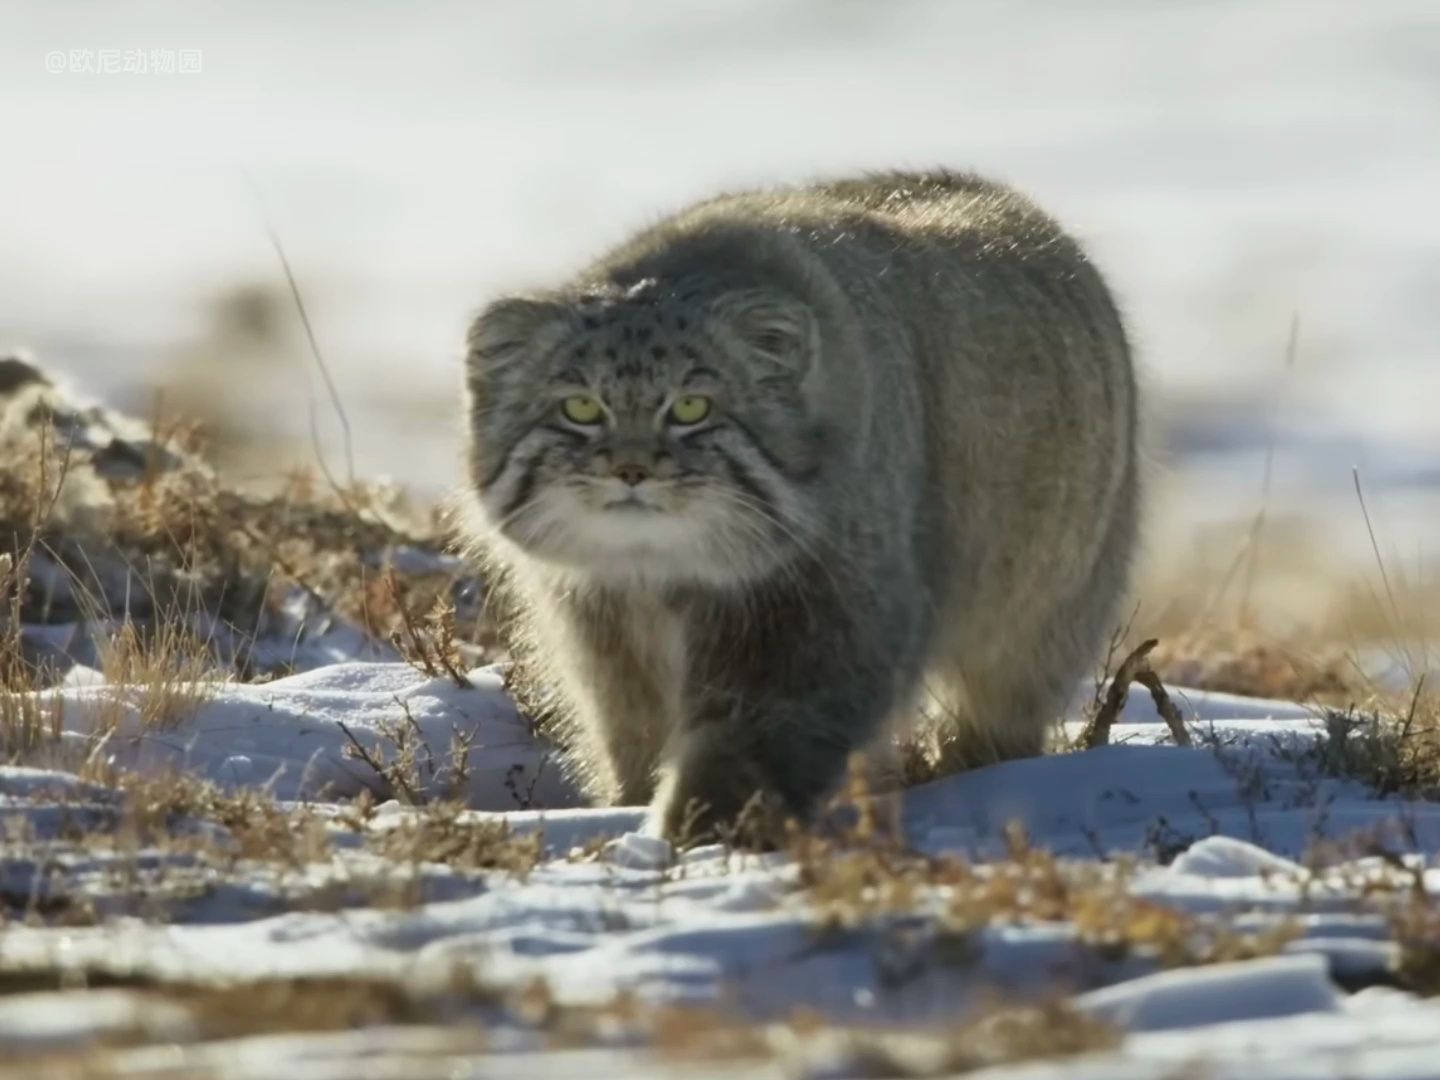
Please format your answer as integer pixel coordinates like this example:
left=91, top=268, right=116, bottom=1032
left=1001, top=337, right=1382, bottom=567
left=668, top=395, right=712, bottom=426
left=560, top=394, right=604, bottom=425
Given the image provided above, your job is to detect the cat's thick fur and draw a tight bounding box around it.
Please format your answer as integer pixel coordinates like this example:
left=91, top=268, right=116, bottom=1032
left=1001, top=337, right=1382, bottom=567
left=461, top=170, right=1139, bottom=842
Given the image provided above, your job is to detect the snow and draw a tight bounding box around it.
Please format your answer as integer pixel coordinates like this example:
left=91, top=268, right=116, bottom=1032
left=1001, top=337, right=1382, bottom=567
left=1166, top=835, right=1309, bottom=879
left=5, top=7, right=1437, bottom=1072
left=33, top=661, right=577, bottom=810
left=0, top=989, right=196, bottom=1055
left=1, top=658, right=1438, bottom=1077
left=1075, top=954, right=1342, bottom=1033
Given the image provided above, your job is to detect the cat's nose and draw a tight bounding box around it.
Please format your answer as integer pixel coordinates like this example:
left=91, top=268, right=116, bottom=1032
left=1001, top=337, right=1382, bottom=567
left=612, top=463, right=651, bottom=487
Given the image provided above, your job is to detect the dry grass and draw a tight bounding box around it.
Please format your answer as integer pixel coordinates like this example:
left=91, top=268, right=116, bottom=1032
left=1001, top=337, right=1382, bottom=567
left=0, top=971, right=491, bottom=1079
left=1110, top=492, right=1440, bottom=801
left=792, top=768, right=1299, bottom=974
left=1297, top=828, right=1440, bottom=996
left=0, top=749, right=556, bottom=928
left=1150, top=631, right=1364, bottom=703
left=383, top=567, right=474, bottom=688
left=335, top=701, right=481, bottom=809
left=0, top=970, right=1119, bottom=1080
left=831, top=1001, right=1119, bottom=1078
left=0, top=356, right=502, bottom=697
left=1394, top=896, right=1440, bottom=996
left=1312, top=694, right=1440, bottom=800
left=111, top=769, right=332, bottom=867
left=164, top=976, right=441, bottom=1038
left=2, top=350, right=1438, bottom=1077
left=92, top=621, right=219, bottom=731
left=0, top=617, right=221, bottom=780
left=365, top=804, right=543, bottom=877
left=0, top=767, right=339, bottom=926
left=646, top=994, right=1117, bottom=1077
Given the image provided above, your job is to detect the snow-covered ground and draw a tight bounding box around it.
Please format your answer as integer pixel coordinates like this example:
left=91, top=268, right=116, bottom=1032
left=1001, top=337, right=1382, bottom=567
left=4, top=8, right=1437, bottom=1073
left=4, top=2, right=1439, bottom=559
left=3, top=659, right=1438, bottom=1077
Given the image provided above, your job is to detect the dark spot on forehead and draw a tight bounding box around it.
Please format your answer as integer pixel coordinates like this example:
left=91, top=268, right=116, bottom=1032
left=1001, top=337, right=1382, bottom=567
left=651, top=345, right=667, bottom=360
left=582, top=316, right=600, bottom=330
left=573, top=346, right=588, bottom=360
left=604, top=347, right=617, bottom=360
left=676, top=316, right=688, bottom=330
left=679, top=344, right=700, bottom=361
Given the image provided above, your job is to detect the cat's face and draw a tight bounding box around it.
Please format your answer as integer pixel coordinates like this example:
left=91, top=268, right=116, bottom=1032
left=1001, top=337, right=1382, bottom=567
left=464, top=280, right=826, bottom=586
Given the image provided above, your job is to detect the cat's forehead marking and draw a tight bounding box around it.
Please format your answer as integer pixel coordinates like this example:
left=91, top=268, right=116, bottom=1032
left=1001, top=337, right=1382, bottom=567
left=565, top=287, right=706, bottom=386
left=575, top=280, right=700, bottom=333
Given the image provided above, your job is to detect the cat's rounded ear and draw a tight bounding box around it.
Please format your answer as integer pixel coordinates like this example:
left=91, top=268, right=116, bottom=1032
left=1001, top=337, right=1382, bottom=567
left=712, top=291, right=818, bottom=377
left=466, top=297, right=572, bottom=375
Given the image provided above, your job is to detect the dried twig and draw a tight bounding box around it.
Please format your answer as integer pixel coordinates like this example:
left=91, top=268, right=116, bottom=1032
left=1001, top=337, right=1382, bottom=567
left=1136, top=664, right=1192, bottom=748
left=388, top=568, right=438, bottom=676
left=336, top=720, right=419, bottom=806
left=243, top=171, right=356, bottom=499
left=1079, top=638, right=1191, bottom=749
left=386, top=568, right=472, bottom=689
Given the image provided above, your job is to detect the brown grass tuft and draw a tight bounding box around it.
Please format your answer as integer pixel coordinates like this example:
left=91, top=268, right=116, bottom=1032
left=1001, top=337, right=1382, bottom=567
left=1151, top=632, right=1362, bottom=703
left=841, top=1000, right=1119, bottom=1078
left=793, top=776, right=1298, bottom=972
left=367, top=805, right=542, bottom=878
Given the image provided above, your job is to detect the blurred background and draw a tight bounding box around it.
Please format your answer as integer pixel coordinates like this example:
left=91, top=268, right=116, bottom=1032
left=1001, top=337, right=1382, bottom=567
left=3, top=0, right=1437, bottom=640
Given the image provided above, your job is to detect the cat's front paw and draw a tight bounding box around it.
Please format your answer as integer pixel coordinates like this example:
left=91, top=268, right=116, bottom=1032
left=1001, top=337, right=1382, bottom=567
left=649, top=750, right=789, bottom=849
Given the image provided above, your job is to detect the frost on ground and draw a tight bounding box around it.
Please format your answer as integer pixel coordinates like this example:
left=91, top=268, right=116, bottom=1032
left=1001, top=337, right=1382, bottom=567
left=1, top=660, right=1439, bottom=1079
